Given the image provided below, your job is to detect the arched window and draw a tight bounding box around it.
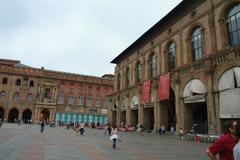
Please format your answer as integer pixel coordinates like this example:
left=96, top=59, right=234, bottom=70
left=96, top=97, right=101, bottom=107
left=104, top=98, right=109, bottom=108
left=2, top=78, right=8, bottom=84
left=150, top=53, right=157, bottom=78
left=87, top=96, right=92, bottom=106
left=16, top=79, right=21, bottom=86
left=125, top=68, right=130, bottom=88
left=0, top=91, right=6, bottom=99
left=27, top=94, right=33, bottom=101
left=29, top=80, right=34, bottom=87
left=168, top=42, right=176, bottom=71
left=226, top=4, right=240, bottom=47
left=44, top=88, right=51, bottom=99
left=68, top=95, right=74, bottom=105
left=13, top=92, right=20, bottom=100
left=135, top=61, right=142, bottom=83
left=191, top=27, right=203, bottom=61
left=58, top=93, right=64, bottom=104
left=117, top=73, right=121, bottom=91
left=77, top=96, right=83, bottom=105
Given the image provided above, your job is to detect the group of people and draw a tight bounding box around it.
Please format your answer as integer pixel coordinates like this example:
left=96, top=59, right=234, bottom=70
left=75, top=122, right=85, bottom=136
left=207, top=121, right=240, bottom=160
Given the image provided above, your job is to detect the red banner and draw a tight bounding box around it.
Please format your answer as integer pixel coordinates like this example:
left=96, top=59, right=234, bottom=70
left=142, top=80, right=151, bottom=104
left=159, top=73, right=170, bottom=101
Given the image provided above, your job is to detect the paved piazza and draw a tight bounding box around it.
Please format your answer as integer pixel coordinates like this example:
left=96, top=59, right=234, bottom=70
left=0, top=124, right=209, bottom=160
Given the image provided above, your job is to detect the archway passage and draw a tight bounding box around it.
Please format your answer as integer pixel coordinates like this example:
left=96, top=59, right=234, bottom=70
left=143, top=107, right=154, bottom=131
left=130, top=109, right=138, bottom=127
left=120, top=111, right=126, bottom=124
left=111, top=111, right=117, bottom=126
left=40, top=108, right=50, bottom=121
left=22, top=109, right=32, bottom=123
left=8, top=108, right=19, bottom=122
left=185, top=102, right=208, bottom=134
left=0, top=107, right=4, bottom=121
left=160, top=88, right=176, bottom=131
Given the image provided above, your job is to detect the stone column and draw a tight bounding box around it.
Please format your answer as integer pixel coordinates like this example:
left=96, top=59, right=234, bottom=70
left=139, top=104, right=144, bottom=126
left=155, top=102, right=160, bottom=131
left=126, top=106, right=131, bottom=125
left=174, top=71, right=181, bottom=132
left=175, top=82, right=181, bottom=132
left=49, top=108, right=53, bottom=122
left=205, top=59, right=217, bottom=134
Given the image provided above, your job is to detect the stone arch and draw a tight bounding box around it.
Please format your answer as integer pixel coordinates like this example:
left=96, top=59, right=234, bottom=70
left=0, top=107, right=4, bottom=120
left=22, top=109, right=32, bottom=123
left=183, top=79, right=206, bottom=98
left=218, top=67, right=240, bottom=119
left=40, top=108, right=50, bottom=121
left=8, top=108, right=19, bottom=122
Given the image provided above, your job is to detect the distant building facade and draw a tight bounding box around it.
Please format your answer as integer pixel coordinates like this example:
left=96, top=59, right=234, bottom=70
left=110, top=0, right=240, bottom=134
left=0, top=59, right=113, bottom=124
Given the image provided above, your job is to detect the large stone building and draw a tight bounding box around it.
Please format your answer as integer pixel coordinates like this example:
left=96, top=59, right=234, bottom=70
left=109, top=0, right=240, bottom=134
left=0, top=59, right=113, bottom=124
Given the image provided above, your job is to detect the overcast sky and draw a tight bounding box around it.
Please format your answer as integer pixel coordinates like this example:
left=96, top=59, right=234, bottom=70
left=0, top=0, right=182, bottom=77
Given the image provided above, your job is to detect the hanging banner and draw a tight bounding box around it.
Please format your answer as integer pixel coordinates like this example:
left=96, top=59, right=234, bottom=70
left=159, top=73, right=170, bottom=101
left=142, top=80, right=151, bottom=104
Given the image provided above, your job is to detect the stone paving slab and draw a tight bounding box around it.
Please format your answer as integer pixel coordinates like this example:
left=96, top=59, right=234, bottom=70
left=0, top=123, right=209, bottom=160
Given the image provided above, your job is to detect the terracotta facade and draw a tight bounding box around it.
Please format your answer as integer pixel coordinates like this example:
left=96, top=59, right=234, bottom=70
left=109, top=0, right=240, bottom=134
left=0, top=59, right=113, bottom=124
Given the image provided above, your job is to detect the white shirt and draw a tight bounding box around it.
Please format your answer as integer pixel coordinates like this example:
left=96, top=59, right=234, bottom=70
left=233, top=142, right=240, bottom=160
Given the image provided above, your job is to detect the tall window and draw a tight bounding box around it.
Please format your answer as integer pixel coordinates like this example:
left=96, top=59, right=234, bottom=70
left=0, top=91, right=6, bottom=99
left=104, top=98, right=109, bottom=108
left=191, top=27, right=203, bottom=61
left=96, top=97, right=101, bottom=107
left=150, top=53, right=157, bottom=78
left=117, top=73, right=121, bottom=91
left=68, top=95, right=74, bottom=105
left=87, top=96, right=92, bottom=106
left=125, top=68, right=130, bottom=88
left=13, top=92, right=20, bottom=100
left=16, top=79, right=21, bottom=86
left=77, top=96, right=83, bottom=105
left=135, top=61, right=142, bottom=83
left=168, top=42, right=176, bottom=71
left=2, top=78, right=7, bottom=84
left=227, top=4, right=240, bottom=47
left=58, top=93, right=64, bottom=104
left=29, top=80, right=34, bottom=87
left=27, top=94, right=33, bottom=101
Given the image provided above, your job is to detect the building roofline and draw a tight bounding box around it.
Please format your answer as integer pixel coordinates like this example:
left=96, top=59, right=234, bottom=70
left=111, top=0, right=205, bottom=64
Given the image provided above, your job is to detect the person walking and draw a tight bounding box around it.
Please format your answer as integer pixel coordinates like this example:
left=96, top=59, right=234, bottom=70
left=0, top=119, right=2, bottom=128
left=108, top=124, right=112, bottom=136
left=233, top=124, right=240, bottom=160
left=110, top=125, right=119, bottom=149
left=79, top=122, right=85, bottom=136
left=207, top=121, right=238, bottom=160
left=40, top=120, right=45, bottom=133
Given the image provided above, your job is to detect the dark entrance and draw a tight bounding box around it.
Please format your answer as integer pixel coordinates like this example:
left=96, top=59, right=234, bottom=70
left=186, top=102, right=208, bottom=134
left=0, top=107, right=4, bottom=121
left=144, top=107, right=154, bottom=131
left=160, top=88, right=176, bottom=130
left=8, top=108, right=19, bottom=122
left=112, top=111, right=117, bottom=125
left=120, top=111, right=126, bottom=124
left=40, top=108, right=50, bottom=121
left=22, top=109, right=32, bottom=123
left=130, top=109, right=138, bottom=126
